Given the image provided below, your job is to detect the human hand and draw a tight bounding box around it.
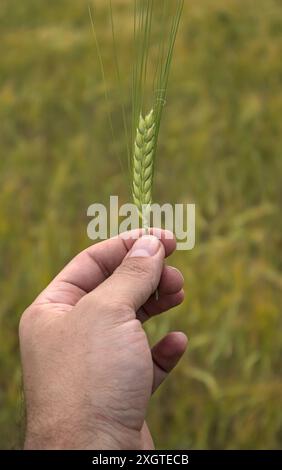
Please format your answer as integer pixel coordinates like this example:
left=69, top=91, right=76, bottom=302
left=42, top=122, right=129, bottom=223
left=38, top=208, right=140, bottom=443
left=19, top=229, right=187, bottom=450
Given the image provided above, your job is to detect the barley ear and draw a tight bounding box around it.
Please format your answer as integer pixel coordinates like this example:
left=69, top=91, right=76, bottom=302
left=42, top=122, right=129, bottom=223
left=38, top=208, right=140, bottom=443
left=132, top=109, right=156, bottom=229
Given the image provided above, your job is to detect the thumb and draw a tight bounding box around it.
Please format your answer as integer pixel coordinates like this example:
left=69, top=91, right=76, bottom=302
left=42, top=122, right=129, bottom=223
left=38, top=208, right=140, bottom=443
left=88, top=235, right=165, bottom=313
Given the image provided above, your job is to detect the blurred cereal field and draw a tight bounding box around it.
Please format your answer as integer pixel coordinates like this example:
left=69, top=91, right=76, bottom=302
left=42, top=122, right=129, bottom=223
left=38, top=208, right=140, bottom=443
left=0, top=0, right=282, bottom=449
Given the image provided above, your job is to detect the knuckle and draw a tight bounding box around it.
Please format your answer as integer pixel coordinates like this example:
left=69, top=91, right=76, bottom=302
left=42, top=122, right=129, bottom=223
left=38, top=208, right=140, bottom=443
left=78, top=293, right=133, bottom=322
left=118, top=258, right=152, bottom=280
left=19, top=307, right=33, bottom=338
left=19, top=305, right=43, bottom=338
left=115, top=258, right=156, bottom=298
left=98, top=296, right=134, bottom=321
left=107, top=299, right=133, bottom=319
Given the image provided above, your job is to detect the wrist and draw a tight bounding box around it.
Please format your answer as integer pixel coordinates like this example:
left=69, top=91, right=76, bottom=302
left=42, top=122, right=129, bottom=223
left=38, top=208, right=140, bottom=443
left=24, top=413, right=141, bottom=450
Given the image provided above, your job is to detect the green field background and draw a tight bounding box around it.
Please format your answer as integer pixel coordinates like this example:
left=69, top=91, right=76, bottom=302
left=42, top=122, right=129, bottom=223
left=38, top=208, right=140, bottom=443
left=0, top=0, right=282, bottom=449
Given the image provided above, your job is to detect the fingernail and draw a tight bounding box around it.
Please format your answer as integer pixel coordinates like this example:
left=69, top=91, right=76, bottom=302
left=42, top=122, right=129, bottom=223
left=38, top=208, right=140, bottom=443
left=129, top=235, right=160, bottom=258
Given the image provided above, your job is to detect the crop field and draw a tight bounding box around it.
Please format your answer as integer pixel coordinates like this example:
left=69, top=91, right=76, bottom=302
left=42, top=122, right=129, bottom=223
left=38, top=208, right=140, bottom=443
left=0, top=0, right=281, bottom=449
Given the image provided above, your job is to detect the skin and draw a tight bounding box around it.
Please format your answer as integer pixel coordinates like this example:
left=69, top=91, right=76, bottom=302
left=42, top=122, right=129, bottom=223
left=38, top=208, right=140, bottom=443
left=19, top=229, right=188, bottom=450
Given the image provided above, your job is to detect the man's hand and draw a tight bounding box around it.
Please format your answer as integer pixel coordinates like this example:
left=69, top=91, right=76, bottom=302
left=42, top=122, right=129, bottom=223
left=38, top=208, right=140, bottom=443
left=19, top=229, right=187, bottom=450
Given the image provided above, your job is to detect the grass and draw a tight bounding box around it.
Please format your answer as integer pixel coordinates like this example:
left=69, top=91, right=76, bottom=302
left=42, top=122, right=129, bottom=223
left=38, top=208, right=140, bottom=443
left=0, top=0, right=282, bottom=449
